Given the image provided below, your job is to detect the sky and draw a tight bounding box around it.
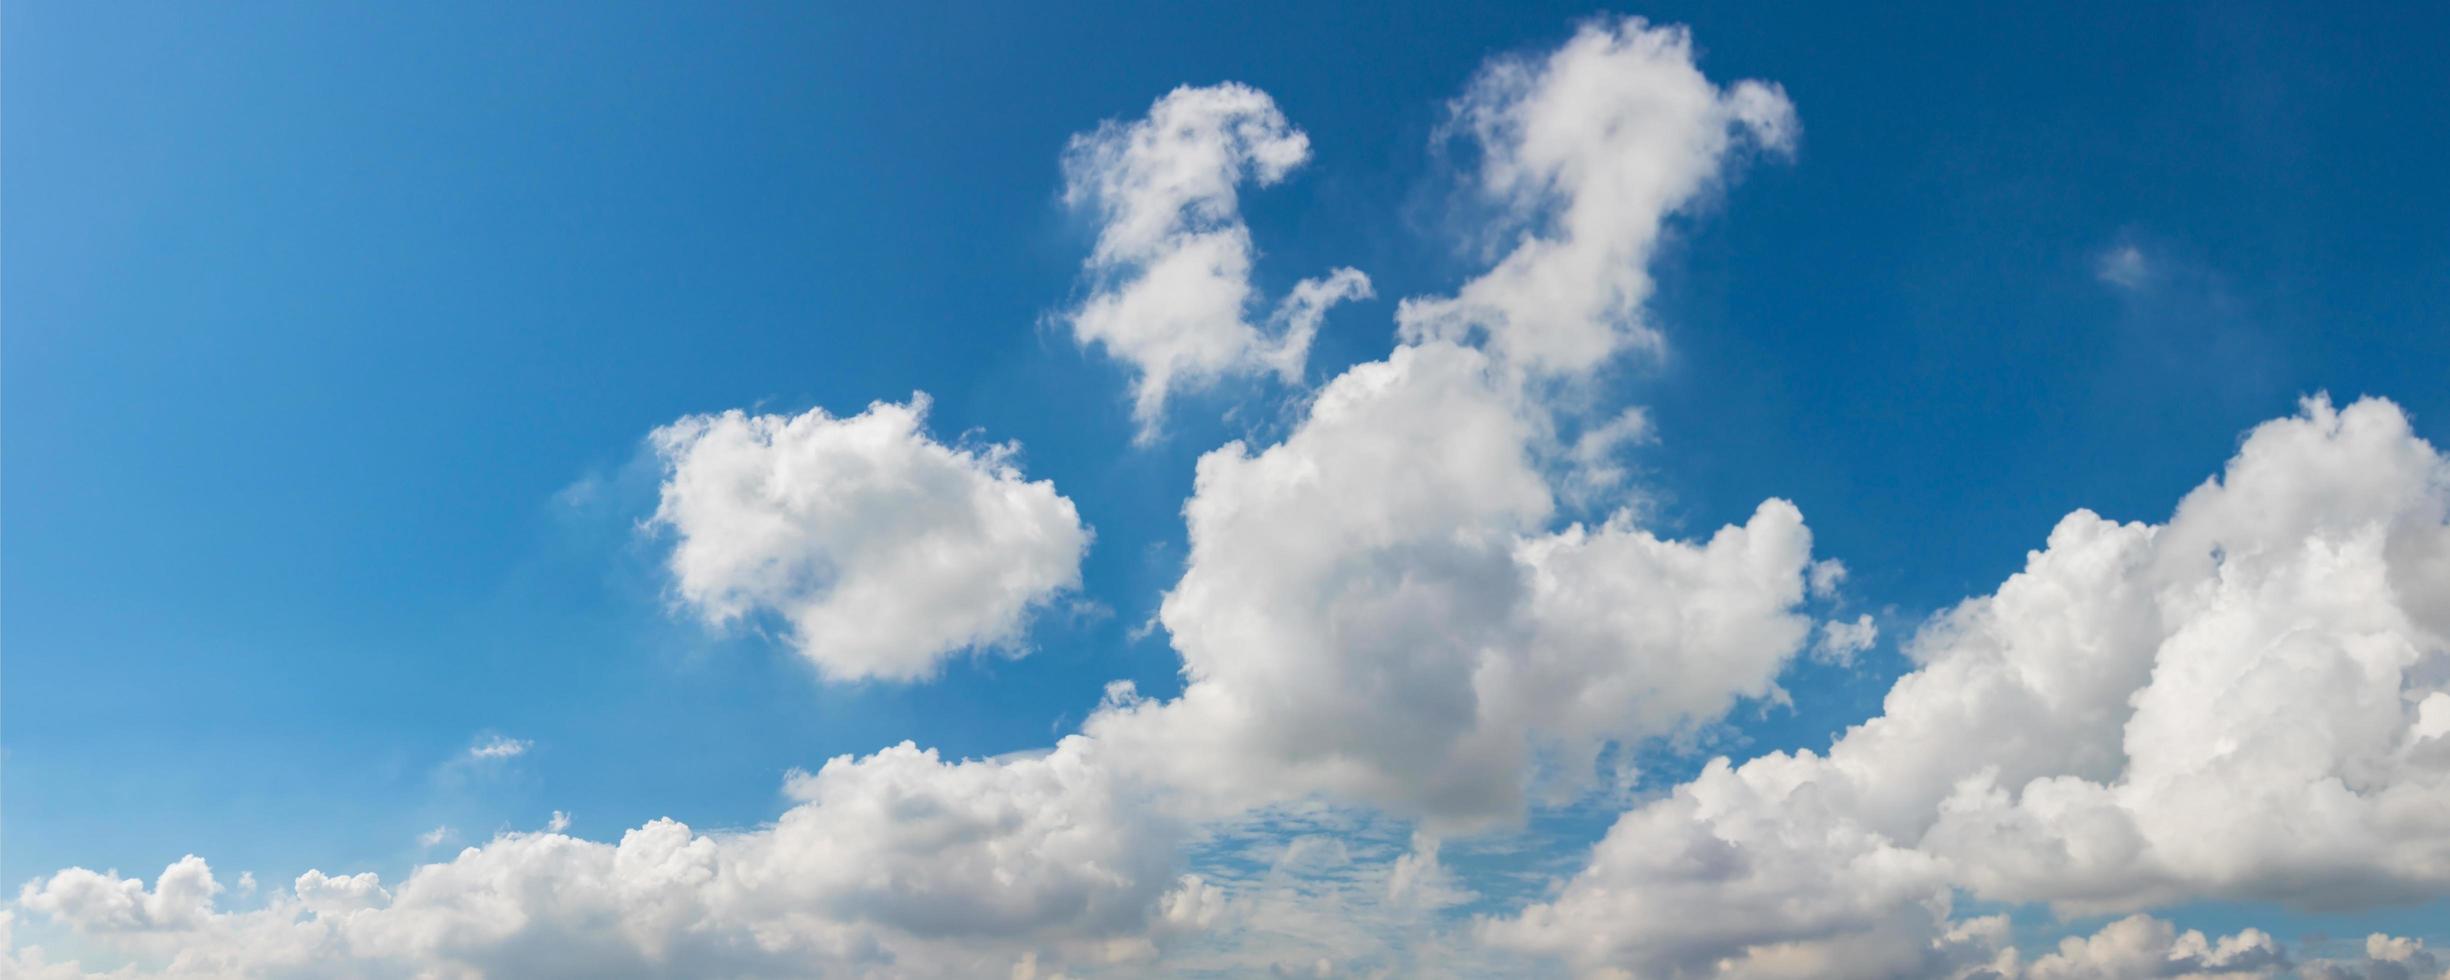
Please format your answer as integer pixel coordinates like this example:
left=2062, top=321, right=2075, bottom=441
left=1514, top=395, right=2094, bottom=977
left=6, top=2, right=2450, bottom=978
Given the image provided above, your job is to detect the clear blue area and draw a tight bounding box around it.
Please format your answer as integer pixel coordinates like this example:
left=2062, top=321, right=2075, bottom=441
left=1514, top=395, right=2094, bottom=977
left=8, top=0, right=2447, bottom=949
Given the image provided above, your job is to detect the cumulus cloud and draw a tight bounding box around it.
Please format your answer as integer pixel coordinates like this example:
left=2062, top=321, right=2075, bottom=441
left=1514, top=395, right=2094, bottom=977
left=1490, top=395, right=2450, bottom=977
left=1080, top=16, right=1818, bottom=833
left=1085, top=339, right=1821, bottom=829
left=1064, top=83, right=1370, bottom=436
left=649, top=395, right=1090, bottom=681
left=10, top=739, right=1183, bottom=979
left=1398, top=18, right=1796, bottom=376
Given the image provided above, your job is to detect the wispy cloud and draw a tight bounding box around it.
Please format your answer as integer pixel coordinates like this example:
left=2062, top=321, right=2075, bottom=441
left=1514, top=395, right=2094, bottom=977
left=2095, top=241, right=2150, bottom=289
left=467, top=735, right=532, bottom=761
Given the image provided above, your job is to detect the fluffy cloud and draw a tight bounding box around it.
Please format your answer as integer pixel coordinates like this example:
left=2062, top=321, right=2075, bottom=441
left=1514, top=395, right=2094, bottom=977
left=1078, top=16, right=1818, bottom=834
left=1490, top=396, right=2450, bottom=977
left=10, top=739, right=1184, bottom=979
left=19, top=856, right=220, bottom=935
left=649, top=395, right=1089, bottom=681
left=1084, top=339, right=1821, bottom=829
left=2019, top=915, right=2284, bottom=979
left=1397, top=18, right=1795, bottom=376
left=1063, top=83, right=1370, bottom=435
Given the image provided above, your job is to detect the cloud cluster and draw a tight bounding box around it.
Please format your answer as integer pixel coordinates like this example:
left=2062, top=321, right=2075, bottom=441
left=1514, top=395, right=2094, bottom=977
left=1063, top=83, right=1370, bottom=435
left=1081, top=16, right=1822, bottom=835
left=648, top=396, right=1089, bottom=681
left=1489, top=395, right=2450, bottom=977
left=15, top=15, right=2449, bottom=980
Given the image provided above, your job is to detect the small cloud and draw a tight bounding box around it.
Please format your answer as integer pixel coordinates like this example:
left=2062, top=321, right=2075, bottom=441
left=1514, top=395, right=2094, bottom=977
left=467, top=735, right=532, bottom=761
left=547, top=811, right=571, bottom=833
left=553, top=473, right=603, bottom=509
left=418, top=825, right=454, bottom=848
left=1806, top=559, right=1848, bottom=599
left=2096, top=242, right=2150, bottom=290
left=1812, top=614, right=1878, bottom=667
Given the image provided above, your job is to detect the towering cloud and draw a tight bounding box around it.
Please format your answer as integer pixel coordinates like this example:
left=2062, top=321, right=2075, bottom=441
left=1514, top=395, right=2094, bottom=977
left=1063, top=83, right=1369, bottom=436
left=648, top=396, right=1089, bottom=681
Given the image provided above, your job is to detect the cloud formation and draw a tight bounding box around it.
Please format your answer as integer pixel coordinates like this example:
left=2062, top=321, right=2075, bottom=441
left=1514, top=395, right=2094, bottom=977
left=1079, top=18, right=1822, bottom=831
left=1490, top=395, right=2450, bottom=978
left=14, top=16, right=2448, bottom=980
left=649, top=395, right=1089, bottom=681
left=1398, top=19, right=1795, bottom=375
left=1087, top=340, right=1821, bottom=829
left=1063, top=83, right=1370, bottom=436
left=12, top=739, right=1185, bottom=978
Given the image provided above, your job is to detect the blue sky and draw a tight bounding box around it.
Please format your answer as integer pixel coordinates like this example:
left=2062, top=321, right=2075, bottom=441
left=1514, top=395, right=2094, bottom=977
left=8, top=3, right=2450, bottom=977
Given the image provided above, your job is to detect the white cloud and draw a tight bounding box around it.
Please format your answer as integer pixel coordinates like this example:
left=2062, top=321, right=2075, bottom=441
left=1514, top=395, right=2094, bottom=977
left=1085, top=339, right=1822, bottom=829
left=466, top=735, right=531, bottom=761
left=649, top=395, right=1090, bottom=681
left=17, top=856, right=219, bottom=936
left=1075, top=17, right=1817, bottom=833
left=1813, top=613, right=1879, bottom=666
left=1398, top=17, right=1796, bottom=376
left=1489, top=395, right=2450, bottom=977
left=416, top=825, right=453, bottom=848
left=1064, top=83, right=1370, bottom=436
left=10, top=739, right=1184, bottom=979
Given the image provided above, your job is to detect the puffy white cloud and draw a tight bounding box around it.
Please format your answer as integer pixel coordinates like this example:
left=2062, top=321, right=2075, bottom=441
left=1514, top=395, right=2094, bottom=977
left=8, top=739, right=1182, bottom=979
left=1085, top=339, right=1822, bottom=829
left=1490, top=396, right=2450, bottom=977
left=649, top=395, right=1090, bottom=681
left=18, top=856, right=220, bottom=936
left=1063, top=83, right=1369, bottom=435
left=1398, top=17, right=1795, bottom=376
